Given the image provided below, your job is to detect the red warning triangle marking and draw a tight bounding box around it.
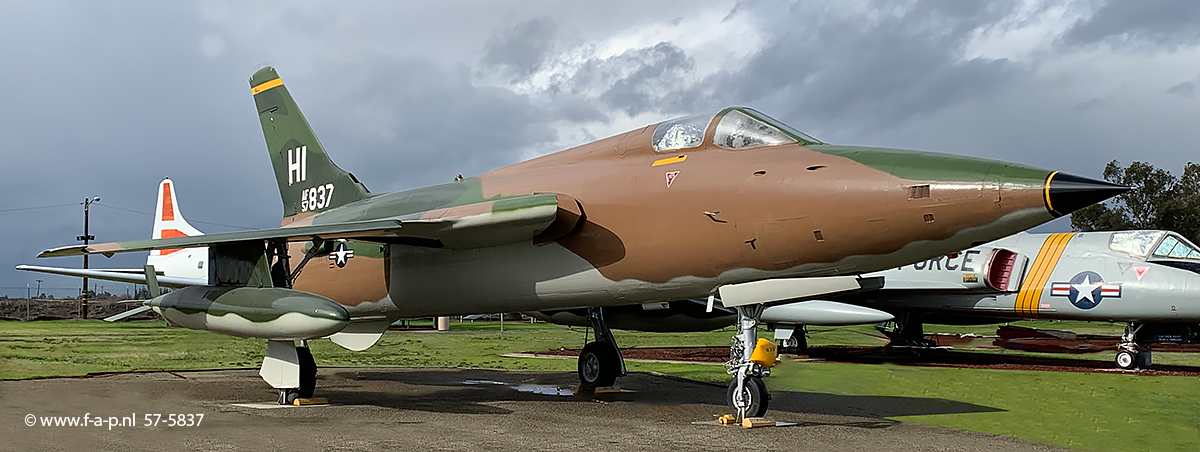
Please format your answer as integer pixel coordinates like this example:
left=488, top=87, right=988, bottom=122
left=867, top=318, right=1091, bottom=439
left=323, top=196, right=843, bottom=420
left=665, top=171, right=679, bottom=188
left=1134, top=266, right=1149, bottom=281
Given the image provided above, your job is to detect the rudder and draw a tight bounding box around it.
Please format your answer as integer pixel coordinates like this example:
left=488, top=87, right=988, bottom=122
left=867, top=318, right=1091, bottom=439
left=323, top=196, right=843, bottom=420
left=250, top=67, right=370, bottom=221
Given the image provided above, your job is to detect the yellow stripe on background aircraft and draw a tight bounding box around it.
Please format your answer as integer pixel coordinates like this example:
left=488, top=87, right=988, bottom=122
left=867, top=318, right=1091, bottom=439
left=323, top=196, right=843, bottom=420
left=21, top=67, right=1125, bottom=420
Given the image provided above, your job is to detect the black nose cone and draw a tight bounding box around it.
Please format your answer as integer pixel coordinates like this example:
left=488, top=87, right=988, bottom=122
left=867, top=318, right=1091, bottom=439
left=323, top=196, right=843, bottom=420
left=1045, top=172, right=1129, bottom=217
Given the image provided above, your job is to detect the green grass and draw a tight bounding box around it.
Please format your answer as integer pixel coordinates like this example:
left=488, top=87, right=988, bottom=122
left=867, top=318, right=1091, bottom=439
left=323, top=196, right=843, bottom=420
left=2, top=320, right=1198, bottom=451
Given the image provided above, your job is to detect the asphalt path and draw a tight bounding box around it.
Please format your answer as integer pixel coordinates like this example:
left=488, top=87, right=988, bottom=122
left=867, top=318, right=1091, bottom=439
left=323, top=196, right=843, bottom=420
left=1, top=368, right=1065, bottom=451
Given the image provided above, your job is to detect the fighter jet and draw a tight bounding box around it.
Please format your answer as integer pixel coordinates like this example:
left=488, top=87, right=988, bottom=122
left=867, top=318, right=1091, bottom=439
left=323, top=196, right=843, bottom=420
left=27, top=66, right=1125, bottom=420
left=819, top=230, right=1200, bottom=370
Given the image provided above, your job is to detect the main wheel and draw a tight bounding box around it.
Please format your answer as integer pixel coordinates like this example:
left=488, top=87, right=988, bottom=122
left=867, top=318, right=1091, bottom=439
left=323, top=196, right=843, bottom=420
left=1115, top=350, right=1136, bottom=369
left=727, top=376, right=770, bottom=418
left=779, top=334, right=807, bottom=354
left=297, top=347, right=317, bottom=398
left=578, top=341, right=620, bottom=391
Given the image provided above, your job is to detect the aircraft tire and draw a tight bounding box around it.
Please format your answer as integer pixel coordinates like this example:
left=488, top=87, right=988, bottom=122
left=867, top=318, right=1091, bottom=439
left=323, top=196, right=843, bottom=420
left=1115, top=350, right=1136, bottom=369
left=578, top=342, right=619, bottom=391
left=297, top=347, right=317, bottom=399
left=727, top=376, right=770, bottom=418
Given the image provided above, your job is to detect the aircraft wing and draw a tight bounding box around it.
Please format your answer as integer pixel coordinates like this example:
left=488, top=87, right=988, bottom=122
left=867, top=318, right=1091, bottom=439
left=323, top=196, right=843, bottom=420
left=38, top=193, right=582, bottom=258
left=15, top=265, right=206, bottom=288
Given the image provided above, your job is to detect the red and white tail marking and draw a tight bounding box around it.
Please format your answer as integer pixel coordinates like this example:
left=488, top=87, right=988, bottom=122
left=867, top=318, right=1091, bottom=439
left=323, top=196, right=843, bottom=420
left=147, top=178, right=209, bottom=283
left=151, top=179, right=203, bottom=255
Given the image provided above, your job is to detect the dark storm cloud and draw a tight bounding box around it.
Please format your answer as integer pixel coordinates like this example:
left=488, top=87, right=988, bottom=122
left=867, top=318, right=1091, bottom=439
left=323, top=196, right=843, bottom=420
left=481, top=17, right=558, bottom=78
left=1166, top=81, right=1195, bottom=97
left=686, top=0, right=1022, bottom=133
left=581, top=43, right=696, bottom=116
left=1061, top=0, right=1200, bottom=48
left=306, top=57, right=559, bottom=191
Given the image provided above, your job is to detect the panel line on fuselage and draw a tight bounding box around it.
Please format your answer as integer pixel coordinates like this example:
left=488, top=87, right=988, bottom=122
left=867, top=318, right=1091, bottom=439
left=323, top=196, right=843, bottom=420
left=1014, top=232, right=1074, bottom=316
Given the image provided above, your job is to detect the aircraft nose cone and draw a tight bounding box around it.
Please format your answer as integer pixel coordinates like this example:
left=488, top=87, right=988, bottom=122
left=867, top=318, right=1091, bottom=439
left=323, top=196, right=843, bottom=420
left=1045, top=172, right=1129, bottom=217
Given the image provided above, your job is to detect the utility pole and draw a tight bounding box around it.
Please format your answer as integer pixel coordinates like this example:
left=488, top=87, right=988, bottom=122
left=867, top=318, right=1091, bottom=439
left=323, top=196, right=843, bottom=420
left=26, top=284, right=31, bottom=320
left=34, top=279, right=41, bottom=321
left=78, top=196, right=100, bottom=319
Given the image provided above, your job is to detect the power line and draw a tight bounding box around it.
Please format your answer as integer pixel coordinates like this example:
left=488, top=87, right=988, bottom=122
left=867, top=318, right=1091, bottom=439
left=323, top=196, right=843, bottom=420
left=92, top=203, right=258, bottom=230
left=0, top=203, right=78, bottom=213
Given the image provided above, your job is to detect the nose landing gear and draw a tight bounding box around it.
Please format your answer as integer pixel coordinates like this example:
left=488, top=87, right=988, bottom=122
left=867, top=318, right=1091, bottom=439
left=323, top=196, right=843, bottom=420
left=726, top=304, right=776, bottom=422
left=1115, top=322, right=1151, bottom=370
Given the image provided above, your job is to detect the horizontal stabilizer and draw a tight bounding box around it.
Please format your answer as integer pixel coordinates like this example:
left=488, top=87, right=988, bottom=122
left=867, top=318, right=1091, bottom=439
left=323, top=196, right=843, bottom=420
left=38, top=193, right=578, bottom=258
left=718, top=276, right=884, bottom=308
left=103, top=305, right=153, bottom=322
left=15, top=265, right=207, bottom=288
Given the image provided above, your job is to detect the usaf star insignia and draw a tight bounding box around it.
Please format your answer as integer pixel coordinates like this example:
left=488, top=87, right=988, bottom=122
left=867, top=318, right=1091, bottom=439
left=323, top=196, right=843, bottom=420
left=328, top=241, right=355, bottom=268
left=1050, top=271, right=1120, bottom=310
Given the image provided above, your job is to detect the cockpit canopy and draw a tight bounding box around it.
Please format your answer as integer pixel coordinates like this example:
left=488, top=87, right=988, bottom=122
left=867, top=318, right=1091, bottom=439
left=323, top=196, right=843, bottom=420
left=1109, top=231, right=1200, bottom=261
left=651, top=107, right=822, bottom=153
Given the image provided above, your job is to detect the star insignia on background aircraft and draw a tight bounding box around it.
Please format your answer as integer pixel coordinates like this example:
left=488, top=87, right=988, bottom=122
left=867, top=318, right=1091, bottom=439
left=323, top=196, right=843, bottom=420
left=328, top=241, right=354, bottom=268
left=1050, top=271, right=1120, bottom=309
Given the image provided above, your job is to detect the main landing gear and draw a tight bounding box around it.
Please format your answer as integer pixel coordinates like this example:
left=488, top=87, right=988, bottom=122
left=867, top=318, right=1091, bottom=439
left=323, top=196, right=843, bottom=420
left=577, top=307, right=627, bottom=392
left=1115, top=322, right=1152, bottom=370
left=727, top=305, right=774, bottom=421
left=264, top=339, right=319, bottom=405
left=877, top=313, right=937, bottom=348
left=262, top=239, right=324, bottom=404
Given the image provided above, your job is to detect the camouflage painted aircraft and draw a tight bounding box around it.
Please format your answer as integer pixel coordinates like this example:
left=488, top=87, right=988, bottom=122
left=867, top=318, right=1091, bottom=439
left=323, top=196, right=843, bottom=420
left=27, top=66, right=1126, bottom=419
left=817, top=230, right=1200, bottom=370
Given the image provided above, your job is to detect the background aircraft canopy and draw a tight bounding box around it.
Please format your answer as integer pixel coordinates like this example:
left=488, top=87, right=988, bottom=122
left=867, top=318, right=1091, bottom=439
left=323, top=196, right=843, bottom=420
left=1109, top=230, right=1200, bottom=263
left=651, top=107, right=822, bottom=152
left=1151, top=233, right=1200, bottom=260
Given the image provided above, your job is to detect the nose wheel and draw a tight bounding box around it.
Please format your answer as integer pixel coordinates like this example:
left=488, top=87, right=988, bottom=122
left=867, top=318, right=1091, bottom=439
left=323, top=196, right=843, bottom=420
left=726, top=304, right=776, bottom=422
left=1115, top=322, right=1151, bottom=370
left=727, top=376, right=770, bottom=418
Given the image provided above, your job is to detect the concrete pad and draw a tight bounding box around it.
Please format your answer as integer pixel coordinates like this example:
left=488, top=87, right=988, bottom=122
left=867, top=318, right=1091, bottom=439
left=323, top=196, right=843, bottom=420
left=0, top=367, right=1065, bottom=451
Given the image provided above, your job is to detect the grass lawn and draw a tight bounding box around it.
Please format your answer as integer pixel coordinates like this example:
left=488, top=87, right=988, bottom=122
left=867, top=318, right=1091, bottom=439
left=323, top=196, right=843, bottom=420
left=2, top=319, right=1198, bottom=451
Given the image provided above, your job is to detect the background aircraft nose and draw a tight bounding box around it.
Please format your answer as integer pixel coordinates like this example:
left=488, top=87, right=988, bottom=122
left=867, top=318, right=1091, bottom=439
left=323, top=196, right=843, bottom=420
left=1045, top=172, right=1130, bottom=217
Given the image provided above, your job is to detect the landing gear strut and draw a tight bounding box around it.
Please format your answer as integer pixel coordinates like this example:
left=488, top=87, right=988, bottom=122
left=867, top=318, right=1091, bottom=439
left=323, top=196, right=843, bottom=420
left=263, top=240, right=324, bottom=404
left=578, top=307, right=626, bottom=391
left=877, top=312, right=936, bottom=348
left=1116, top=322, right=1151, bottom=370
left=727, top=305, right=771, bottom=421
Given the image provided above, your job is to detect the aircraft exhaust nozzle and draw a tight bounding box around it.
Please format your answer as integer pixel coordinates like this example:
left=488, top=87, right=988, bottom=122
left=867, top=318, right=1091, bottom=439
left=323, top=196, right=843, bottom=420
left=1045, top=172, right=1130, bottom=217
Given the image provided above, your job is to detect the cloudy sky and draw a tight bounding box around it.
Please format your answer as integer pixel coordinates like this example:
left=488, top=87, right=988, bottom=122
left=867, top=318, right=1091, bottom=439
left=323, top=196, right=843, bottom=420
left=1, top=0, right=1198, bottom=297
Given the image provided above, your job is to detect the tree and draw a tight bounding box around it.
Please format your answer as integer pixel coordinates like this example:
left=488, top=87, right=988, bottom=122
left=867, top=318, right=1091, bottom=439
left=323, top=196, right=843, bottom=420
left=1071, top=160, right=1200, bottom=244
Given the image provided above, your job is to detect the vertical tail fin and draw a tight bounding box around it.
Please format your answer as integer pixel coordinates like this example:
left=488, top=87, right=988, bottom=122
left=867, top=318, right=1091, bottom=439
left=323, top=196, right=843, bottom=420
left=146, top=178, right=209, bottom=283
left=249, top=67, right=370, bottom=221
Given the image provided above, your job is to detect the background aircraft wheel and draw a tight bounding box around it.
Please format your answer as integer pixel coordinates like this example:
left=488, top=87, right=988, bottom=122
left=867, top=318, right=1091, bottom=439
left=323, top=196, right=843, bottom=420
left=297, top=347, right=317, bottom=399
left=578, top=341, right=619, bottom=391
left=1115, top=350, right=1136, bottom=369
left=727, top=376, right=770, bottom=418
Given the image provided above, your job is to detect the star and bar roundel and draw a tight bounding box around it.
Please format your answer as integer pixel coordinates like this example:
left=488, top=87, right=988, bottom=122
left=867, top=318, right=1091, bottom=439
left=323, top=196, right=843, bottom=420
left=1050, top=271, right=1120, bottom=310
left=328, top=241, right=355, bottom=268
